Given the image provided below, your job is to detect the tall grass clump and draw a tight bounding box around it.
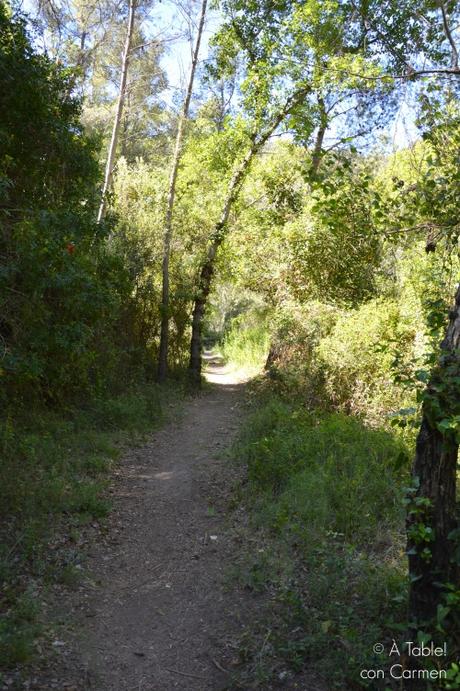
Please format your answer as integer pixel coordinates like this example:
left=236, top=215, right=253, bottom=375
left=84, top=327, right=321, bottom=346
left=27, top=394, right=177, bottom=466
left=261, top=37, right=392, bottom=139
left=221, top=314, right=270, bottom=372
left=232, top=396, right=409, bottom=687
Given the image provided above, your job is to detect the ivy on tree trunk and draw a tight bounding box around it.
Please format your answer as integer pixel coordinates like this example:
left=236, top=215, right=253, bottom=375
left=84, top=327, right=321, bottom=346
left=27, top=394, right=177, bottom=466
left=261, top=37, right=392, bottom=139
left=407, top=283, right=460, bottom=625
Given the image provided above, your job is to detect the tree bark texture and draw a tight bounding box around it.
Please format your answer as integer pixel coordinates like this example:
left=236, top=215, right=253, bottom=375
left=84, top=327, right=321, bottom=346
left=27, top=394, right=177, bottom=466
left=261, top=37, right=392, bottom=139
left=188, top=89, right=310, bottom=383
left=407, top=283, right=460, bottom=624
left=310, top=95, right=327, bottom=176
left=157, top=0, right=208, bottom=382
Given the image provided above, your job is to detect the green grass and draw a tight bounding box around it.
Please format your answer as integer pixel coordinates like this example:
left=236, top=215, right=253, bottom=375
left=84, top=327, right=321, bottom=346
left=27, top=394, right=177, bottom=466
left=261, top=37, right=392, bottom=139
left=221, top=321, right=270, bottom=372
left=0, top=380, right=183, bottom=672
left=231, top=395, right=410, bottom=688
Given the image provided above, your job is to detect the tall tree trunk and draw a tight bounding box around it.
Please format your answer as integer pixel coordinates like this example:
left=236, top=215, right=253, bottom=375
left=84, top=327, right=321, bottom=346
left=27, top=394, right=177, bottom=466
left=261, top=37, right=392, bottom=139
left=157, top=0, right=207, bottom=382
left=310, top=95, right=327, bottom=176
left=407, top=283, right=460, bottom=624
left=188, top=90, right=309, bottom=384
left=97, top=0, right=136, bottom=224
left=188, top=144, right=255, bottom=383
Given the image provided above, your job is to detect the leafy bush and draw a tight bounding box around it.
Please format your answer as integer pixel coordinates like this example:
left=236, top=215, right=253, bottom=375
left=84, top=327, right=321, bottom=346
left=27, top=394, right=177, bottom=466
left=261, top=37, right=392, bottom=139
left=0, top=7, right=170, bottom=407
left=287, top=157, right=384, bottom=307
left=317, top=297, right=417, bottom=425
left=265, top=293, right=422, bottom=430
left=264, top=300, right=337, bottom=404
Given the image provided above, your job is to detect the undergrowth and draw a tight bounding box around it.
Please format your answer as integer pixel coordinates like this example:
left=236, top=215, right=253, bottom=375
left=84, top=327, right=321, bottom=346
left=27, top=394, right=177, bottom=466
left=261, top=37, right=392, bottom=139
left=0, top=380, right=183, bottom=673
left=221, top=315, right=269, bottom=373
left=231, top=394, right=410, bottom=688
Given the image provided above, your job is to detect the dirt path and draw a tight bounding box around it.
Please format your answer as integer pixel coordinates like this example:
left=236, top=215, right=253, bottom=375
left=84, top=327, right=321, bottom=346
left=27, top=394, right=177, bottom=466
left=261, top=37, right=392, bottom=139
left=62, top=360, right=253, bottom=690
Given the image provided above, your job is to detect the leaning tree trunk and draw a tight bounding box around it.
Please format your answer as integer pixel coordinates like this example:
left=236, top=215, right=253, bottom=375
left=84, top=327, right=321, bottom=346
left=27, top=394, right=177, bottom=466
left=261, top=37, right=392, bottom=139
left=157, top=0, right=208, bottom=382
left=310, top=95, right=327, bottom=177
left=97, top=0, right=136, bottom=224
left=188, top=89, right=310, bottom=384
left=188, top=144, right=257, bottom=384
left=407, top=283, right=460, bottom=625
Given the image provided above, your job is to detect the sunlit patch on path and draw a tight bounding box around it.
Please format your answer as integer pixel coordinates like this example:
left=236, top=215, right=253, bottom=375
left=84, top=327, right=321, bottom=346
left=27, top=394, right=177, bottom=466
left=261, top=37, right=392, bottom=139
left=202, top=350, right=259, bottom=386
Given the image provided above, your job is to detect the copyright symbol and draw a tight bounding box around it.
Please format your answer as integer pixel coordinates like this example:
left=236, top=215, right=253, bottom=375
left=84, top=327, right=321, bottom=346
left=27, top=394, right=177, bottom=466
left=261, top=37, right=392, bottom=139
left=373, top=643, right=384, bottom=654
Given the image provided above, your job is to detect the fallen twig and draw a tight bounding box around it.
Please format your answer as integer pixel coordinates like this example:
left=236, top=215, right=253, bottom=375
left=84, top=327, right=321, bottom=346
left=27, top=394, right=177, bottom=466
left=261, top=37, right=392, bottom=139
left=164, top=667, right=206, bottom=680
left=210, top=655, right=230, bottom=674
left=115, top=565, right=164, bottom=591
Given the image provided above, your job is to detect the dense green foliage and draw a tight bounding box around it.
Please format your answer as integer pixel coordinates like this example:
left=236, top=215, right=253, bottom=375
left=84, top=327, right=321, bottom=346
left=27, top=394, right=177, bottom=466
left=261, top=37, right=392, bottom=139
left=216, top=91, right=460, bottom=690
left=1, top=5, right=124, bottom=404
left=2, top=0, right=460, bottom=685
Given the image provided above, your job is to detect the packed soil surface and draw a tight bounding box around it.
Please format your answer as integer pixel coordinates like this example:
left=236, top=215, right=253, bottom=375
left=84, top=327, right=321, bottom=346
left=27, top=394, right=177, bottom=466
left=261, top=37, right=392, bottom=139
left=18, top=358, right=325, bottom=691
left=67, top=359, right=250, bottom=690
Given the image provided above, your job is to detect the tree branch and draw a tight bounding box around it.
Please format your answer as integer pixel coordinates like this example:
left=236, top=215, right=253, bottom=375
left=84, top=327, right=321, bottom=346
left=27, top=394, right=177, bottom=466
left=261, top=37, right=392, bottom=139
left=438, top=0, right=459, bottom=69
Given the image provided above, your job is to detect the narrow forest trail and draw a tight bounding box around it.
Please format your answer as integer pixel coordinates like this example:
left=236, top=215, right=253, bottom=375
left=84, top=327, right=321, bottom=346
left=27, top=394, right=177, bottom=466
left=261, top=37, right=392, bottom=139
left=59, top=357, right=257, bottom=690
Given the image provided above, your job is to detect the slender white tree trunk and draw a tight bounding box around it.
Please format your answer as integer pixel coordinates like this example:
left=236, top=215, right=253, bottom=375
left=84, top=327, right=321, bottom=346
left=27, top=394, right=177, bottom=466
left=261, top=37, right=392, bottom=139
left=157, top=0, right=208, bottom=381
left=97, top=0, right=136, bottom=224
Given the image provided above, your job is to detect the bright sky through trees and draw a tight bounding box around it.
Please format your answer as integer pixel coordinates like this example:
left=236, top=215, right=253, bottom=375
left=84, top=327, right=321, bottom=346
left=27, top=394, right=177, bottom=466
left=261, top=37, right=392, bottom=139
left=18, top=0, right=414, bottom=147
